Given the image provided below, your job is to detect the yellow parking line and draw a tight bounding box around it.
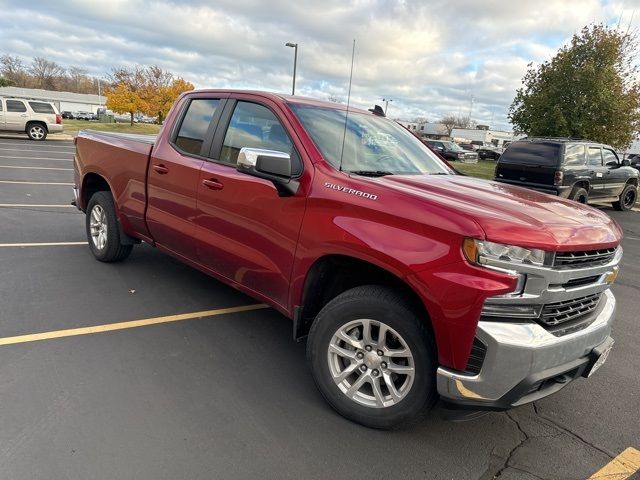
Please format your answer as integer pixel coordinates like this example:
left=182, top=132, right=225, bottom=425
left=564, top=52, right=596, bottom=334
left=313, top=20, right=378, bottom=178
left=0, top=304, right=269, bottom=346
left=0, top=165, right=72, bottom=171
left=590, top=447, right=640, bottom=479
left=0, top=204, right=75, bottom=208
left=0, top=242, right=87, bottom=247
left=0, top=180, right=74, bottom=185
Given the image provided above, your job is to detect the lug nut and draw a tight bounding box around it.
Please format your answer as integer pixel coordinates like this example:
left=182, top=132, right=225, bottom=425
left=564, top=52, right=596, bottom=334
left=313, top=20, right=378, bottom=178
left=365, top=345, right=372, bottom=352
left=356, top=352, right=364, bottom=359
left=360, top=365, right=367, bottom=372
left=377, top=350, right=384, bottom=356
left=381, top=362, right=387, bottom=369
left=372, top=369, right=379, bottom=377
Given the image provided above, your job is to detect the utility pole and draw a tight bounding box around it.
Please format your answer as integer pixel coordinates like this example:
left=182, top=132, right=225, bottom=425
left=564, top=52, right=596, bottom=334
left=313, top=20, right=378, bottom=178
left=285, top=42, right=298, bottom=95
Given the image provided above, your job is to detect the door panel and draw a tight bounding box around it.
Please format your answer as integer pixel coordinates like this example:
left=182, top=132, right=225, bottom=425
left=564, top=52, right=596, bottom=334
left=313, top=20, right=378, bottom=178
left=146, top=97, right=222, bottom=259
left=4, top=99, right=29, bottom=131
left=602, top=148, right=627, bottom=196
left=195, top=100, right=306, bottom=307
left=586, top=147, right=606, bottom=197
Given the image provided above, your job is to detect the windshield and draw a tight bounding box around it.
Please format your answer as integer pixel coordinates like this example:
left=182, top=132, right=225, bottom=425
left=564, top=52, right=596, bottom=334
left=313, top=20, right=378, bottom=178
left=443, top=141, right=463, bottom=152
left=289, top=104, right=453, bottom=175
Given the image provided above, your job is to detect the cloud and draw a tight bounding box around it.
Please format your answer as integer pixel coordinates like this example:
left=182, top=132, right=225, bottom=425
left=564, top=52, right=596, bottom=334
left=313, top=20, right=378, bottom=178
left=0, top=0, right=636, bottom=131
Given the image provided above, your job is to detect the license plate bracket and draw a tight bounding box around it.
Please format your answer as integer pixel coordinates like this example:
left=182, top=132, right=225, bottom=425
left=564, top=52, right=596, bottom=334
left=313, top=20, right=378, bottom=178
left=583, top=338, right=614, bottom=378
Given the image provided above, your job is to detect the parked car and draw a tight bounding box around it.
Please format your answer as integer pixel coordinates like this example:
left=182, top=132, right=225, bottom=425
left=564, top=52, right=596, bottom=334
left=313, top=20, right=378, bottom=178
left=626, top=153, right=640, bottom=174
left=76, top=111, right=93, bottom=121
left=74, top=90, right=621, bottom=428
left=495, top=138, right=639, bottom=211
left=0, top=97, right=63, bottom=140
left=61, top=111, right=75, bottom=119
left=458, top=143, right=477, bottom=151
left=477, top=146, right=502, bottom=160
left=425, top=140, right=478, bottom=163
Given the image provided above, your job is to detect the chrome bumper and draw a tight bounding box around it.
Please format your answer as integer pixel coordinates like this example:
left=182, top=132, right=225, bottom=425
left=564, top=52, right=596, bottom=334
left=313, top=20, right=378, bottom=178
left=437, top=289, right=615, bottom=408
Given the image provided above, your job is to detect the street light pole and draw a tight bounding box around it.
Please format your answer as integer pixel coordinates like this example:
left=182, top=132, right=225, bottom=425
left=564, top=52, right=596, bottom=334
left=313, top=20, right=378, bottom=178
left=285, top=42, right=298, bottom=95
left=383, top=97, right=393, bottom=115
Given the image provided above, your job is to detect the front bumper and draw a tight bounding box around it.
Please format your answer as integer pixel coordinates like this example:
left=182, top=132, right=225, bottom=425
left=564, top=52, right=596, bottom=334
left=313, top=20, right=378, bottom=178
left=436, top=289, right=615, bottom=409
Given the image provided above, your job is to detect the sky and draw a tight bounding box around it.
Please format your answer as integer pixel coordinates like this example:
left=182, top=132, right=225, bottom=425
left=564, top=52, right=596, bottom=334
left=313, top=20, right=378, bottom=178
left=1, top=0, right=639, bottom=131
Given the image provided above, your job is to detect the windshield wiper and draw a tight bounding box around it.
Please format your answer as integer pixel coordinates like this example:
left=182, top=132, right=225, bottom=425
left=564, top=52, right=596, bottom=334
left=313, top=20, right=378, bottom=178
left=348, top=170, right=395, bottom=177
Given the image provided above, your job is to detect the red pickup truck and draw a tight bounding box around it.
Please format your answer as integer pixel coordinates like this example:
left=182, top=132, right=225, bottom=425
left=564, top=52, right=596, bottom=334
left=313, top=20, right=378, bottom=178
left=74, top=90, right=622, bottom=428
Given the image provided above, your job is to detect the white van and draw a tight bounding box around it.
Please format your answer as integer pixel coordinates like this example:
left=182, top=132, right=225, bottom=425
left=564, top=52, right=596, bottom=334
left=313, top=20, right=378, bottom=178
left=0, top=97, right=64, bottom=140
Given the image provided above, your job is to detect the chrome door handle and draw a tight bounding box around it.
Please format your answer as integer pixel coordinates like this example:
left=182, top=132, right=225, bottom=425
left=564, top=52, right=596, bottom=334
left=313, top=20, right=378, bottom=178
left=153, top=164, right=169, bottom=174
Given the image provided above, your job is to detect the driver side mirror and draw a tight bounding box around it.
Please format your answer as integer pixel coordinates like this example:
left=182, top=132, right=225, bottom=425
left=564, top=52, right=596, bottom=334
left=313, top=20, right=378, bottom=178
left=621, top=159, right=631, bottom=167
left=237, top=147, right=299, bottom=196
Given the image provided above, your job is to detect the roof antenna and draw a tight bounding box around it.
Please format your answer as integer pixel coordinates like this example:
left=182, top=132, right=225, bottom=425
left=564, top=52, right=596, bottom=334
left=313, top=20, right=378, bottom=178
left=339, top=39, right=356, bottom=172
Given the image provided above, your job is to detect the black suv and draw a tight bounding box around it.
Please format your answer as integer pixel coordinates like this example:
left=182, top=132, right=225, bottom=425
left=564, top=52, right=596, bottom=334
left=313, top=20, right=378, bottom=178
left=495, top=138, right=639, bottom=211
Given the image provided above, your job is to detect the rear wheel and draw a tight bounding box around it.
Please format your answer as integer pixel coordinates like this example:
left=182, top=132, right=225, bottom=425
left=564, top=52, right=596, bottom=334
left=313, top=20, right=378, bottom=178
left=570, top=187, right=588, bottom=204
left=613, top=184, right=637, bottom=211
left=86, top=191, right=133, bottom=262
left=26, top=123, right=47, bottom=141
left=307, top=285, right=437, bottom=429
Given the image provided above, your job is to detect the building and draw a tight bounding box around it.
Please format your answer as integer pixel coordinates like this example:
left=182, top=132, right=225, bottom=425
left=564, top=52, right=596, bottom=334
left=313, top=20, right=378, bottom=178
left=417, top=123, right=449, bottom=139
left=0, top=86, right=105, bottom=114
left=450, top=127, right=523, bottom=147
left=396, top=120, right=420, bottom=133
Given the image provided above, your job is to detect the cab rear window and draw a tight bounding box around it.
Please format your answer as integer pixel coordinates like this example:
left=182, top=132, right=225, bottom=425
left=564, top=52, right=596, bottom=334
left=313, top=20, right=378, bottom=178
left=500, top=142, right=561, bottom=166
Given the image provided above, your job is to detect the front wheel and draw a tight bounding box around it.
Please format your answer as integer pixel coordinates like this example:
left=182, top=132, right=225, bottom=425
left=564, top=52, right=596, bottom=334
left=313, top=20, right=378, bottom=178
left=27, top=123, right=47, bottom=141
left=613, top=184, right=637, bottom=211
left=85, top=191, right=133, bottom=262
left=307, top=285, right=437, bottom=429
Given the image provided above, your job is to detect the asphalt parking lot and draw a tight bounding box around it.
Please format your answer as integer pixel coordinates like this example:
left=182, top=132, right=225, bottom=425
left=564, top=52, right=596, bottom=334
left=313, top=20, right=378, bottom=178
left=0, top=136, right=638, bottom=480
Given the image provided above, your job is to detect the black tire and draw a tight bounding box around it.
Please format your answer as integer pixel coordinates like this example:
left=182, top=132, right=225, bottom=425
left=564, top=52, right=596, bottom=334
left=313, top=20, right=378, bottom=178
left=85, top=191, right=133, bottom=262
left=26, top=123, right=47, bottom=141
left=570, top=187, right=589, bottom=204
left=612, top=183, right=637, bottom=211
left=307, top=285, right=437, bottom=429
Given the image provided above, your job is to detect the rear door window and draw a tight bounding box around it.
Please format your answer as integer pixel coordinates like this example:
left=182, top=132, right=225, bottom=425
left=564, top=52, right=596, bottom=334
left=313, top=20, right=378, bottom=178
left=173, top=98, right=221, bottom=156
left=587, top=147, right=603, bottom=166
left=500, top=142, right=561, bottom=166
left=28, top=102, right=56, bottom=114
left=6, top=100, right=27, bottom=113
left=564, top=145, right=586, bottom=166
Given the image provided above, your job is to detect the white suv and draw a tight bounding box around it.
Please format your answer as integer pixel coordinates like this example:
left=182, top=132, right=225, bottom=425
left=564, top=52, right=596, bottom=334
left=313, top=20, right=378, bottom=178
left=0, top=97, right=64, bottom=140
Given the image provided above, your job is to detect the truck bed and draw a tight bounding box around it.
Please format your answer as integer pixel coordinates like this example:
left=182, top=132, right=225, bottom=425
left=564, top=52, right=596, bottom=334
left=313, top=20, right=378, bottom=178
left=75, top=129, right=156, bottom=241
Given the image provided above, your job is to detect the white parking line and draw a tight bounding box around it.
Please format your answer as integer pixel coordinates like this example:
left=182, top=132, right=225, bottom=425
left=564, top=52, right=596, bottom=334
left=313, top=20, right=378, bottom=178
left=0, top=204, right=75, bottom=208
left=0, top=165, right=72, bottom=171
left=0, top=180, right=74, bottom=185
left=0, top=148, right=74, bottom=154
left=0, top=241, right=87, bottom=247
left=0, top=156, right=72, bottom=161
left=0, top=142, right=73, bottom=148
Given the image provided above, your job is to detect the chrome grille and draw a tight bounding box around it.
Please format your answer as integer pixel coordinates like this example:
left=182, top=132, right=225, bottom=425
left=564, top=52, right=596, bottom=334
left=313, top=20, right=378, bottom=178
left=539, top=293, right=601, bottom=327
left=553, top=248, right=616, bottom=268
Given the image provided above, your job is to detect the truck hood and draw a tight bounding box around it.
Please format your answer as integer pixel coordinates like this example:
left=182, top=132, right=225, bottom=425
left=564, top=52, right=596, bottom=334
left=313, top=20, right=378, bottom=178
left=377, top=174, right=622, bottom=250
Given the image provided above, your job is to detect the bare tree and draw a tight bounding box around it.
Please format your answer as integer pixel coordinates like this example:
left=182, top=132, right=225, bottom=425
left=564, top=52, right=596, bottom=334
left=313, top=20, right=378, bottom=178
left=440, top=114, right=477, bottom=136
left=30, top=57, right=64, bottom=89
left=1, top=55, right=27, bottom=86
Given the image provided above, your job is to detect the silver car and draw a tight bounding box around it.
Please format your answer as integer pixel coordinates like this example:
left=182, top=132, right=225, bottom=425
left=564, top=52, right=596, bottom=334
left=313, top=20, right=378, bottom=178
left=0, top=97, right=64, bottom=140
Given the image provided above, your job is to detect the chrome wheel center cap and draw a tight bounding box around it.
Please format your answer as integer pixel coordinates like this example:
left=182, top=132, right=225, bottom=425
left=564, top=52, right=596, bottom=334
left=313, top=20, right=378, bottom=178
left=363, top=352, right=381, bottom=369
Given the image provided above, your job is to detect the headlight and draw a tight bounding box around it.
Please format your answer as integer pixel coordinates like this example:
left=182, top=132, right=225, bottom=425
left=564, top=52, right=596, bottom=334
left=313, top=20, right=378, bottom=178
left=463, top=238, right=545, bottom=267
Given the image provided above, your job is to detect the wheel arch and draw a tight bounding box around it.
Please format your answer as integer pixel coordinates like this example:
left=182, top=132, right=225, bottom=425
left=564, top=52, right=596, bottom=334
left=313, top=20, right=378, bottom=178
left=293, top=254, right=434, bottom=342
left=81, top=172, right=112, bottom=211
left=25, top=120, right=48, bottom=133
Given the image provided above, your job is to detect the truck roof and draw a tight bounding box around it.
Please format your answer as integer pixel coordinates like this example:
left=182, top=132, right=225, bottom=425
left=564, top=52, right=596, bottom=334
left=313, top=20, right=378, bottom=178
left=186, top=89, right=374, bottom=115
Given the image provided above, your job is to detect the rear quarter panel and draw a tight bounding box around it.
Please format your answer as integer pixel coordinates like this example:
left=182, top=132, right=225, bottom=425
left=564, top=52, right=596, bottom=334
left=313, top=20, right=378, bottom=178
left=75, top=131, right=155, bottom=239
